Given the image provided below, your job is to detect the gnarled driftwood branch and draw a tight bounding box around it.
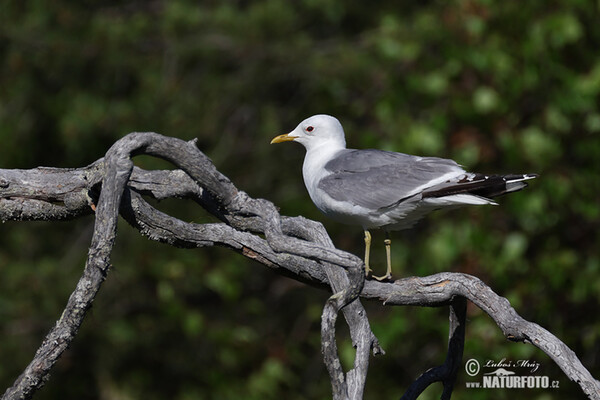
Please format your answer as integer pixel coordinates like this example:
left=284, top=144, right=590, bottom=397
left=1, top=132, right=598, bottom=400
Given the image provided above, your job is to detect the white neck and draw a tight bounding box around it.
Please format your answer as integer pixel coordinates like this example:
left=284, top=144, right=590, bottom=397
left=301, top=140, right=346, bottom=198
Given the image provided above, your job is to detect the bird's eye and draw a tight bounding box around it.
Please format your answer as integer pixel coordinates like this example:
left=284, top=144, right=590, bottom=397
left=306, top=126, right=314, bottom=132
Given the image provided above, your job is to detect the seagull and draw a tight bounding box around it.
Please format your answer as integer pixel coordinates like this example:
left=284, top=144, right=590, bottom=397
left=271, top=115, right=537, bottom=280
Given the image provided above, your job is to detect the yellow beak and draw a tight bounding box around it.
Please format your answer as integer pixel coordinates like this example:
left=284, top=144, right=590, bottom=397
left=270, top=133, right=298, bottom=144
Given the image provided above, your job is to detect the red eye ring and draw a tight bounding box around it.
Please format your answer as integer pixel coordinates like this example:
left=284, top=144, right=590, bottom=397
left=306, top=126, right=314, bottom=132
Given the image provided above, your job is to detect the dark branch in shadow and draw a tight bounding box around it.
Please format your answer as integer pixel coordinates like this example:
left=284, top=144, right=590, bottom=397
left=401, top=297, right=467, bottom=400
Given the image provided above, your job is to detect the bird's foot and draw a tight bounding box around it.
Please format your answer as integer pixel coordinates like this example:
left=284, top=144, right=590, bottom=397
left=371, top=273, right=393, bottom=282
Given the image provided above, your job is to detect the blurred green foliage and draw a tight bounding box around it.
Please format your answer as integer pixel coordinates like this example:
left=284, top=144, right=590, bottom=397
left=1, top=1, right=599, bottom=399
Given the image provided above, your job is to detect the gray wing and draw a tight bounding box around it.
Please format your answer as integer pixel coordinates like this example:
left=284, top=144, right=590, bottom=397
left=318, top=149, right=464, bottom=210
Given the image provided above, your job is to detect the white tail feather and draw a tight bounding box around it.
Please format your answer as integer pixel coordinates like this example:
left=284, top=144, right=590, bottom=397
left=424, top=194, right=497, bottom=206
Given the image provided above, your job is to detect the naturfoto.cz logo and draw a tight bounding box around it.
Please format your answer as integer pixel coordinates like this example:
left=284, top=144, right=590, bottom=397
left=464, top=358, right=560, bottom=390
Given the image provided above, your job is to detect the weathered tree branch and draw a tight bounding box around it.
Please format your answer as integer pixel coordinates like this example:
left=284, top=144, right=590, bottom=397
left=1, top=132, right=599, bottom=400
left=1, top=134, right=137, bottom=399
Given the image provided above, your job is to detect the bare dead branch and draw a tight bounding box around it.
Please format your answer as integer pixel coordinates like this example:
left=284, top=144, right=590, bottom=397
left=1, top=134, right=138, bottom=399
left=364, top=275, right=600, bottom=399
left=1, top=132, right=599, bottom=400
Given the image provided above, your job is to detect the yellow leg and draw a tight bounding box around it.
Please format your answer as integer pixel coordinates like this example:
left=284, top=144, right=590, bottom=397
left=373, top=232, right=393, bottom=281
left=363, top=230, right=372, bottom=277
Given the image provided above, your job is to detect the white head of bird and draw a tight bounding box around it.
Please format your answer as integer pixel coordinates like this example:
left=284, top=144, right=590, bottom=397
left=270, top=114, right=346, bottom=151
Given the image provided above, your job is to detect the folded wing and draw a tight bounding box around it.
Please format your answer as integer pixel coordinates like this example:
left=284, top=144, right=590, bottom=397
left=318, top=149, right=537, bottom=211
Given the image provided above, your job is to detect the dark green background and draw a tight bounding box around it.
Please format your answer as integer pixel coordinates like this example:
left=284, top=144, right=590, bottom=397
left=1, top=1, right=599, bottom=399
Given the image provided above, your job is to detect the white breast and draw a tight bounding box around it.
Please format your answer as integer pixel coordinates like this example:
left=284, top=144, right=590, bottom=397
left=301, top=145, right=342, bottom=202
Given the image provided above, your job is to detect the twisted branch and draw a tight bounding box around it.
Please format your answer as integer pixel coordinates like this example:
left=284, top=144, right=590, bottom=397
left=1, top=132, right=598, bottom=400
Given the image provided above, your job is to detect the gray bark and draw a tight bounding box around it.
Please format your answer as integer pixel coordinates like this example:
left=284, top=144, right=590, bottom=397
left=0, top=132, right=598, bottom=400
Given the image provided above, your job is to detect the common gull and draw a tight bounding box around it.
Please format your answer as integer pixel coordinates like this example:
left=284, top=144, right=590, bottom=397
left=271, top=114, right=537, bottom=280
